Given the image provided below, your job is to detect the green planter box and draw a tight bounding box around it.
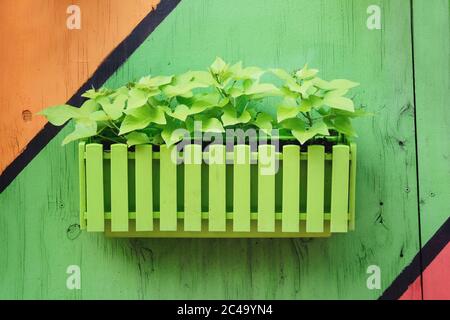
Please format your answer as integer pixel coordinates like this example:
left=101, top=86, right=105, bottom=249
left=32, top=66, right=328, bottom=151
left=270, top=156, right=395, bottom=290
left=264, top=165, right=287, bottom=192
left=78, top=142, right=356, bottom=237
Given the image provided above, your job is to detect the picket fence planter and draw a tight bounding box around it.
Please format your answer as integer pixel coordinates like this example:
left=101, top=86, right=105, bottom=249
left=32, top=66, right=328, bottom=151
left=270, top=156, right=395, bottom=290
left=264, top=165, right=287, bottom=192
left=78, top=141, right=356, bottom=237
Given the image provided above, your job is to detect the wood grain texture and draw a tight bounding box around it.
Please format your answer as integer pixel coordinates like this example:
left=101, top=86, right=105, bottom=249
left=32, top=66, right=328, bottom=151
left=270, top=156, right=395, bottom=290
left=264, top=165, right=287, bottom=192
left=412, top=0, right=450, bottom=243
left=0, top=0, right=425, bottom=299
left=0, top=0, right=159, bottom=173
left=412, top=0, right=450, bottom=298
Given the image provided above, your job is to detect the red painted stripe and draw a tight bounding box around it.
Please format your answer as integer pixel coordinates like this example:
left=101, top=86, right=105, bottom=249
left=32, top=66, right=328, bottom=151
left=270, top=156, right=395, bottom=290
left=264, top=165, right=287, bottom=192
left=422, top=242, right=450, bottom=300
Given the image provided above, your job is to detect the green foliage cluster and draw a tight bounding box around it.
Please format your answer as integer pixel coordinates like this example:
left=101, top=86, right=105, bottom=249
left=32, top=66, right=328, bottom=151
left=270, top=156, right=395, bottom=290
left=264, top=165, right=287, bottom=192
left=39, top=57, right=368, bottom=147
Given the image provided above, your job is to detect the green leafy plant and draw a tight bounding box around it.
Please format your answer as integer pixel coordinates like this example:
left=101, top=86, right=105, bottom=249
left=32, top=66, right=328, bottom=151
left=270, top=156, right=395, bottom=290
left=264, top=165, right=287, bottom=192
left=38, top=57, right=369, bottom=147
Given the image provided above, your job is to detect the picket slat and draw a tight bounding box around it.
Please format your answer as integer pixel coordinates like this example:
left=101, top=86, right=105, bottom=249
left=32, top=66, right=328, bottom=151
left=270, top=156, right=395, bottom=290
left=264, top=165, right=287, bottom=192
left=208, top=145, right=226, bottom=231
left=330, top=145, right=350, bottom=232
left=282, top=145, right=300, bottom=232
left=160, top=145, right=177, bottom=231
left=85, top=144, right=104, bottom=232
left=184, top=145, right=202, bottom=231
left=110, top=144, right=129, bottom=231
left=233, top=145, right=251, bottom=232
left=135, top=145, right=153, bottom=231
left=306, top=145, right=325, bottom=232
left=257, top=145, right=276, bottom=232
left=349, top=143, right=357, bottom=230
left=78, top=142, right=86, bottom=230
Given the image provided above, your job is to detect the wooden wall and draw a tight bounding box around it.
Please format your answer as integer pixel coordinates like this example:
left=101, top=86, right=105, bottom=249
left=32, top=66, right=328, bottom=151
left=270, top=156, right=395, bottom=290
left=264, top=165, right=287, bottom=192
left=0, top=0, right=448, bottom=299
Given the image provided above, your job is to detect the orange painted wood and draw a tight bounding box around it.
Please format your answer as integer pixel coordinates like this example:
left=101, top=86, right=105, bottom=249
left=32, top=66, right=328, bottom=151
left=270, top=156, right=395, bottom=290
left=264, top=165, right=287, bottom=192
left=0, top=0, right=159, bottom=173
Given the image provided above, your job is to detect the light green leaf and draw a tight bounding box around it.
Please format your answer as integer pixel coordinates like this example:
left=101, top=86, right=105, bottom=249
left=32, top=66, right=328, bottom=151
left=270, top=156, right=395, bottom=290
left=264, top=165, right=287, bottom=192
left=228, top=87, right=244, bottom=98
left=299, top=95, right=323, bottom=112
left=221, top=106, right=251, bottom=127
left=81, top=88, right=110, bottom=99
left=323, top=96, right=355, bottom=112
left=280, top=86, right=299, bottom=99
left=333, top=116, right=357, bottom=137
left=109, top=86, right=129, bottom=98
left=192, top=93, right=222, bottom=108
left=127, top=88, right=148, bottom=109
left=285, top=81, right=303, bottom=94
left=80, top=99, right=101, bottom=114
left=126, top=132, right=150, bottom=147
left=324, top=89, right=349, bottom=99
left=38, top=104, right=83, bottom=126
left=235, top=66, right=264, bottom=80
left=190, top=71, right=215, bottom=86
left=98, top=95, right=126, bottom=120
left=327, top=79, right=360, bottom=90
left=277, top=97, right=299, bottom=122
left=163, top=82, right=198, bottom=98
left=313, top=78, right=332, bottom=90
left=166, top=104, right=191, bottom=121
left=138, top=75, right=173, bottom=87
left=210, top=57, right=228, bottom=74
left=291, top=120, right=329, bottom=145
left=245, top=83, right=280, bottom=97
left=270, top=68, right=296, bottom=83
left=173, top=71, right=194, bottom=84
left=161, top=123, right=189, bottom=146
left=296, top=64, right=318, bottom=79
left=201, top=118, right=225, bottom=133
left=120, top=105, right=166, bottom=134
left=89, top=110, right=110, bottom=121
left=254, top=113, right=273, bottom=134
left=119, top=115, right=150, bottom=135
left=62, top=119, right=97, bottom=145
left=299, top=79, right=316, bottom=98
left=280, top=118, right=306, bottom=131
left=277, top=106, right=299, bottom=123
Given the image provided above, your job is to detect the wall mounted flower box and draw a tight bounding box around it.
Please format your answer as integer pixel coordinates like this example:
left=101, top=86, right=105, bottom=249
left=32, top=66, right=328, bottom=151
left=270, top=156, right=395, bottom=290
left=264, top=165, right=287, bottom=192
left=78, top=141, right=356, bottom=237
left=39, top=58, right=364, bottom=238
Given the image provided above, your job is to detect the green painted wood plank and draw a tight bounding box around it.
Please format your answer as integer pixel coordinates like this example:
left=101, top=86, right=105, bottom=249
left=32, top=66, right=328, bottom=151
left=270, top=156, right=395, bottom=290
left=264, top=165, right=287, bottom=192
left=85, top=144, right=104, bottom=232
left=412, top=0, right=450, bottom=244
left=110, top=144, right=129, bottom=232
left=282, top=145, right=300, bottom=232
left=348, top=143, right=357, bottom=231
left=412, top=0, right=449, bottom=299
left=159, top=145, right=177, bottom=231
left=330, top=145, right=350, bottom=232
left=208, top=145, right=226, bottom=232
left=306, top=145, right=325, bottom=232
left=233, top=145, right=251, bottom=232
left=184, top=144, right=202, bottom=231
left=257, top=145, right=276, bottom=232
left=78, top=142, right=86, bottom=230
left=135, top=145, right=153, bottom=231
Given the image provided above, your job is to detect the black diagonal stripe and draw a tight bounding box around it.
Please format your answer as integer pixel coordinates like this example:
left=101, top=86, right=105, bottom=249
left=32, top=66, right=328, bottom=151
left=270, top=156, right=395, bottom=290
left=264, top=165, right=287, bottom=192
left=379, top=217, right=450, bottom=300
left=0, top=0, right=181, bottom=193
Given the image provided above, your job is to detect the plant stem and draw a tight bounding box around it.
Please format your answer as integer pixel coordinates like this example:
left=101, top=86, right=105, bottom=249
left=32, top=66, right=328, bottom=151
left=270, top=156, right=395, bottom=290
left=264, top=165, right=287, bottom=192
left=109, top=120, right=120, bottom=132
left=301, top=112, right=313, bottom=126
